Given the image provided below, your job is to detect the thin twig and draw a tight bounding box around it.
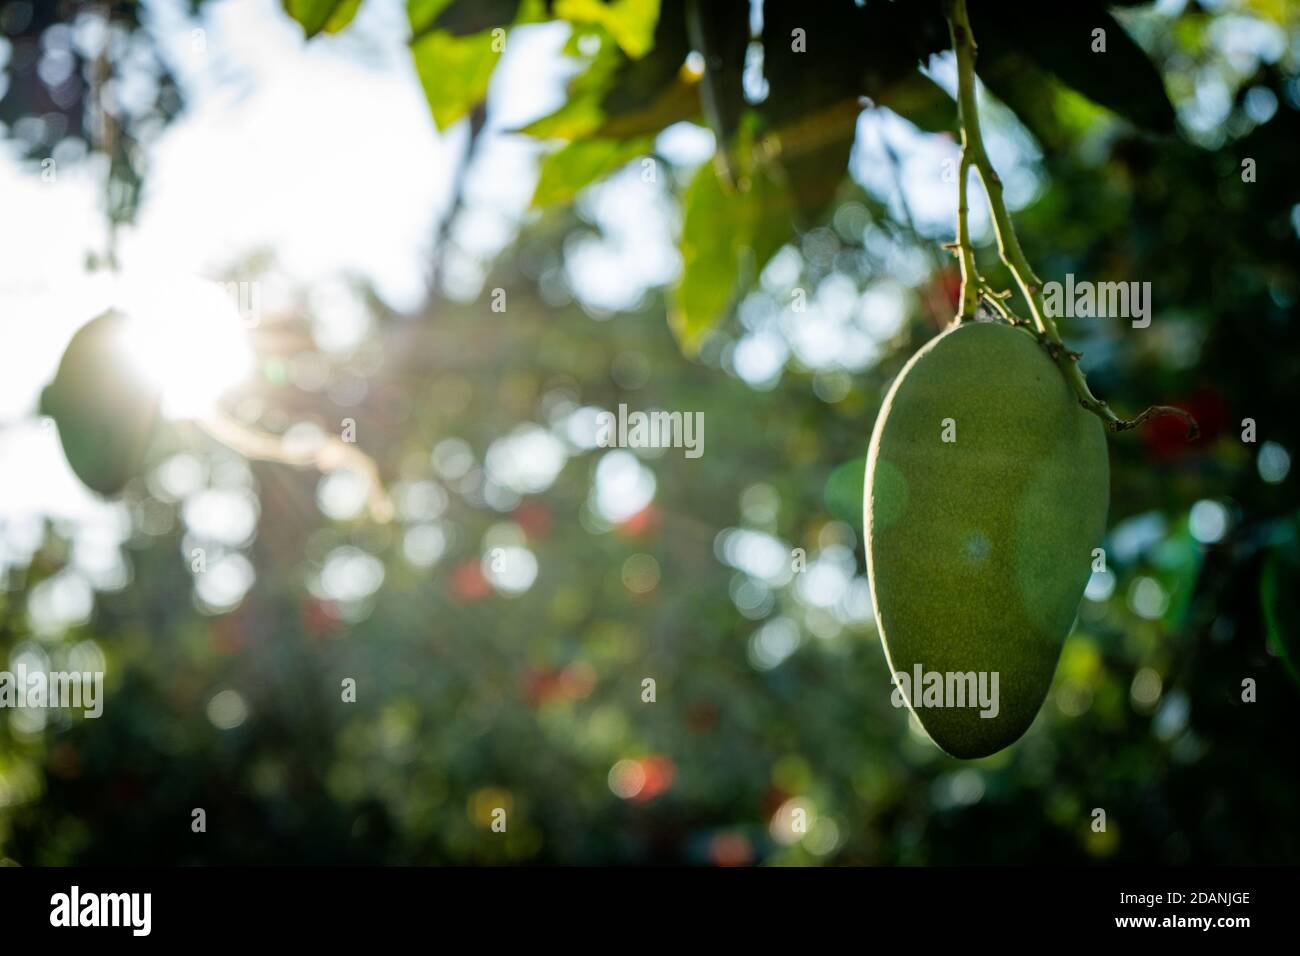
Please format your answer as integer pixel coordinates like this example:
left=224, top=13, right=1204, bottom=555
left=429, top=102, right=489, bottom=303
left=944, top=0, right=1196, bottom=438
left=197, top=412, right=394, bottom=523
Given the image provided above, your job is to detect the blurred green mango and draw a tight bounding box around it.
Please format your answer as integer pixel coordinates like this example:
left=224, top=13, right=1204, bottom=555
left=865, top=321, right=1109, bottom=758
left=39, top=311, right=160, bottom=497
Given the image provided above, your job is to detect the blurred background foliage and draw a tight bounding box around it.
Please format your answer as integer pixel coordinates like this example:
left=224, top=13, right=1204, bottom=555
left=0, top=0, right=1298, bottom=864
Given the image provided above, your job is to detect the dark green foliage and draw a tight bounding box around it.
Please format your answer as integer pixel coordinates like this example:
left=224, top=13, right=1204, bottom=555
left=973, top=1, right=1176, bottom=135
left=686, top=0, right=748, bottom=186
left=417, top=0, right=523, bottom=38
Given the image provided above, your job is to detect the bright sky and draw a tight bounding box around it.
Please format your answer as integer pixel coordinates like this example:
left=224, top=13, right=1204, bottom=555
left=0, top=0, right=570, bottom=530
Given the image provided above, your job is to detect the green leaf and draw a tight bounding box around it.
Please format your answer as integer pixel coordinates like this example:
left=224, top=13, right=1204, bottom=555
left=408, top=0, right=453, bottom=35
left=594, top=76, right=699, bottom=138
left=673, top=160, right=742, bottom=351
left=422, top=0, right=521, bottom=36
left=971, top=1, right=1176, bottom=134
left=671, top=156, right=792, bottom=351
left=759, top=99, right=858, bottom=226
left=1262, top=518, right=1300, bottom=687
left=555, top=0, right=661, bottom=59
left=685, top=0, right=748, bottom=185
left=411, top=28, right=503, bottom=130
left=521, top=0, right=693, bottom=142
left=531, top=137, right=652, bottom=208
left=761, top=1, right=947, bottom=124
left=283, top=0, right=364, bottom=37
left=519, top=97, right=608, bottom=140
left=520, top=65, right=697, bottom=144
left=517, top=35, right=625, bottom=139
left=873, top=72, right=957, bottom=135
left=746, top=159, right=796, bottom=276
left=597, top=0, right=692, bottom=132
left=757, top=1, right=946, bottom=221
left=975, top=49, right=1068, bottom=148
left=1153, top=521, right=1203, bottom=631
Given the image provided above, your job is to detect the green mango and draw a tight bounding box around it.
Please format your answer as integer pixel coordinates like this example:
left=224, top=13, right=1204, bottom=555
left=40, top=312, right=160, bottom=497
left=864, top=321, right=1108, bottom=758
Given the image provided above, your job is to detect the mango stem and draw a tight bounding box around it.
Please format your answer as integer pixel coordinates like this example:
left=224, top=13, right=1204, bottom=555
left=943, top=0, right=1195, bottom=438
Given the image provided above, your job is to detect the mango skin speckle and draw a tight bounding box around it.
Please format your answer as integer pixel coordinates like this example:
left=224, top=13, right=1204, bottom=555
left=865, top=322, right=1109, bottom=759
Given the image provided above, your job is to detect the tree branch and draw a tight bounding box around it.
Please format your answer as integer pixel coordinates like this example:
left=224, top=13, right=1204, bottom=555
left=944, top=0, right=1196, bottom=438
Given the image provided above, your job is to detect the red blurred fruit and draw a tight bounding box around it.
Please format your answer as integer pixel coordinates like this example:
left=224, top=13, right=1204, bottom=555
left=616, top=504, right=659, bottom=538
left=633, top=755, right=676, bottom=802
left=513, top=499, right=553, bottom=539
left=301, top=597, right=342, bottom=638
left=708, top=831, right=754, bottom=867
left=450, top=559, right=491, bottom=602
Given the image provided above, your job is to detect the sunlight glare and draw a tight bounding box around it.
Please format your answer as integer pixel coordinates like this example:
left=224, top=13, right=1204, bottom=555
left=118, top=276, right=254, bottom=420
